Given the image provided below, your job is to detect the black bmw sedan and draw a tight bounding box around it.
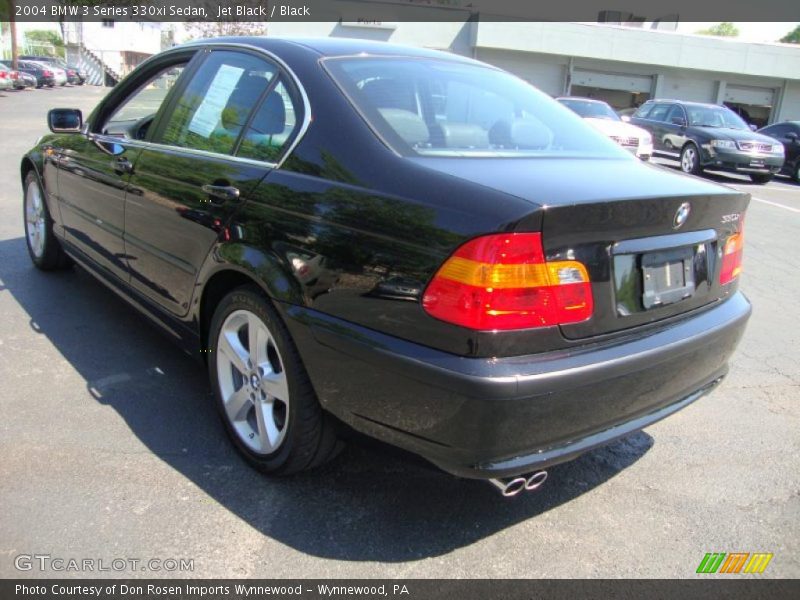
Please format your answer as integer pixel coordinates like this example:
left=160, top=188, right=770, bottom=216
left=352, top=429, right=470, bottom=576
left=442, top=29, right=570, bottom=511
left=22, top=38, right=751, bottom=496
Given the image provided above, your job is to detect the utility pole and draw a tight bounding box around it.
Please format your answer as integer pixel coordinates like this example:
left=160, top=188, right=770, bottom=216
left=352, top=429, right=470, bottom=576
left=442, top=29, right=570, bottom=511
left=9, top=0, right=18, bottom=69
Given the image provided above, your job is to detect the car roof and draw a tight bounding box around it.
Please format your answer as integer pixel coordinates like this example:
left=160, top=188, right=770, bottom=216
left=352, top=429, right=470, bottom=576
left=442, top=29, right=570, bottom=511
left=555, top=97, right=610, bottom=105
left=181, top=36, right=483, bottom=66
left=645, top=99, right=726, bottom=109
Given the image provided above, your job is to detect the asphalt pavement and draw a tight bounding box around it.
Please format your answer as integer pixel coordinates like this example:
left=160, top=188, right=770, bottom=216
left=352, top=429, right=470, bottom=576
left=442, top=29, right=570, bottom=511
left=0, top=85, right=798, bottom=579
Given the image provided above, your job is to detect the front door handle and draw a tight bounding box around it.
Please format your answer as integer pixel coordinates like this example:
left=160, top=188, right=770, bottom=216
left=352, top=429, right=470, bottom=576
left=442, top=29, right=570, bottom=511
left=112, top=157, right=134, bottom=175
left=201, top=184, right=240, bottom=203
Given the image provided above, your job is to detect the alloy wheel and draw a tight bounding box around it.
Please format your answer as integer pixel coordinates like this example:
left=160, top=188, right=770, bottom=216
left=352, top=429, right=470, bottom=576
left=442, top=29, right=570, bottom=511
left=216, top=309, right=289, bottom=455
left=681, top=147, right=696, bottom=174
left=25, top=181, right=46, bottom=258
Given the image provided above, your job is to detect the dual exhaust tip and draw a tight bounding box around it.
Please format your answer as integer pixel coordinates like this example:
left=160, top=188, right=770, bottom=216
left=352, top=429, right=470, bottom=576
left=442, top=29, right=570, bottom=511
left=488, top=470, right=548, bottom=497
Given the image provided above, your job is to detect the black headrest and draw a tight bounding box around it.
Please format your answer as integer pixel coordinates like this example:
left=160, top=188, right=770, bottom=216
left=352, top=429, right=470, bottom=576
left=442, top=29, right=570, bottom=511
left=361, top=78, right=416, bottom=112
left=250, top=90, right=286, bottom=136
left=221, top=75, right=271, bottom=130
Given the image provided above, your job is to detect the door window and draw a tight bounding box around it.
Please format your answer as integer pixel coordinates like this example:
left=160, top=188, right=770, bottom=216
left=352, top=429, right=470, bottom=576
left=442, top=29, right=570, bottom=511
left=102, top=65, right=187, bottom=139
left=665, top=105, right=686, bottom=125
left=157, top=51, right=279, bottom=156
left=761, top=124, right=789, bottom=139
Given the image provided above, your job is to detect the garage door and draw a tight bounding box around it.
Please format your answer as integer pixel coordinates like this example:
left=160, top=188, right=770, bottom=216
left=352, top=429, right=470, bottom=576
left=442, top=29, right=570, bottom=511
left=724, top=85, right=775, bottom=107
left=572, top=69, right=653, bottom=94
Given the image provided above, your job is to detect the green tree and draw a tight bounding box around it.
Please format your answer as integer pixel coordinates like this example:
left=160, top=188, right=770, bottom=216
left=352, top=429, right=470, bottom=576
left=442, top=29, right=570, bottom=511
left=24, top=29, right=65, bottom=58
left=779, top=25, right=800, bottom=44
left=696, top=22, right=740, bottom=37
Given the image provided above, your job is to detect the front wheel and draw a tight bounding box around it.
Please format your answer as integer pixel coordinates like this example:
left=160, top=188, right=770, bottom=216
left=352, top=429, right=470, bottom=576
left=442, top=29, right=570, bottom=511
left=208, top=286, right=341, bottom=475
left=680, top=144, right=703, bottom=176
left=749, top=174, right=773, bottom=185
left=23, top=171, right=71, bottom=270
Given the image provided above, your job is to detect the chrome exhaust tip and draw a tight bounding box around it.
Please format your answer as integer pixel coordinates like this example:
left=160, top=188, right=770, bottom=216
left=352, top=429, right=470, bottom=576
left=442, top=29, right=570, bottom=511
left=489, top=476, right=528, bottom=497
left=488, top=470, right=548, bottom=497
left=525, top=470, right=548, bottom=491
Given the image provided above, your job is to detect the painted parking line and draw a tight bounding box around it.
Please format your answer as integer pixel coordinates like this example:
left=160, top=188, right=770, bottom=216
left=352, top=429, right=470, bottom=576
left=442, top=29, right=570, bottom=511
left=751, top=197, right=800, bottom=214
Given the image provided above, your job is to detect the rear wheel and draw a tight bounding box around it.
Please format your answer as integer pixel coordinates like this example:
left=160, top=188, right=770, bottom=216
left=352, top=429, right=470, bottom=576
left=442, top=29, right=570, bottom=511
left=793, top=162, right=800, bottom=183
left=680, top=144, right=703, bottom=176
left=208, top=286, right=341, bottom=474
left=23, top=171, right=71, bottom=270
left=749, top=174, right=773, bottom=185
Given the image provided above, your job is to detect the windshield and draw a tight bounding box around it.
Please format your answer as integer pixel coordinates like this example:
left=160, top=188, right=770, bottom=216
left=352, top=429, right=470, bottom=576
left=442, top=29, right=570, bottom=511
left=686, top=106, right=749, bottom=130
left=559, top=99, right=621, bottom=121
left=324, top=57, right=627, bottom=158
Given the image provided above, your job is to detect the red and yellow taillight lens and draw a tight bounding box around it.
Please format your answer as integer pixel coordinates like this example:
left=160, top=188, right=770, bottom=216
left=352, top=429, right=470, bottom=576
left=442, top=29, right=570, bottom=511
left=719, top=226, right=744, bottom=285
left=422, top=233, right=593, bottom=330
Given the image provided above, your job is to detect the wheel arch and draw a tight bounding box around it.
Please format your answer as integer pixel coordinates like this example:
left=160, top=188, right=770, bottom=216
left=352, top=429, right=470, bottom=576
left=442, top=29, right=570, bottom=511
left=20, top=154, right=42, bottom=187
left=196, top=243, right=304, bottom=355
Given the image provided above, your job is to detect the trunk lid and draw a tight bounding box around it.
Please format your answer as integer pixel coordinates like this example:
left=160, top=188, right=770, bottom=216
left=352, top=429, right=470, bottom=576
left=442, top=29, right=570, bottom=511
left=412, top=156, right=749, bottom=339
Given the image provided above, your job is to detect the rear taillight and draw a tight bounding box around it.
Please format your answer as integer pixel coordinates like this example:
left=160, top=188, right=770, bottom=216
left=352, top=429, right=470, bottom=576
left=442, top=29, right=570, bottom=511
left=44, top=70, right=52, bottom=77
left=0, top=71, right=6, bottom=79
left=422, top=233, right=593, bottom=330
left=719, top=223, right=744, bottom=285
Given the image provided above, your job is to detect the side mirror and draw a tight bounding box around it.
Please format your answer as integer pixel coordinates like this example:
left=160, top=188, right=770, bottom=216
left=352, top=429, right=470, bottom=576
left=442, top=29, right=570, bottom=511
left=48, top=108, right=82, bottom=133
left=786, top=132, right=798, bottom=141
left=749, top=124, right=757, bottom=131
left=671, top=117, right=686, bottom=126
left=621, top=115, right=631, bottom=122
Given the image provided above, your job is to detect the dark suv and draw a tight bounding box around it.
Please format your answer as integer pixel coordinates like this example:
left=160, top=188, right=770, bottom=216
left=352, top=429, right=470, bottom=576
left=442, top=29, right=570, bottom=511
left=631, top=100, right=785, bottom=184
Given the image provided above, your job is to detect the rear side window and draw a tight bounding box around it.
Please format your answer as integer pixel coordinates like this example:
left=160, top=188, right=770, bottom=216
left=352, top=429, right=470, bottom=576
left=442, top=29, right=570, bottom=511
left=323, top=56, right=627, bottom=158
left=645, top=104, right=671, bottom=122
left=236, top=78, right=301, bottom=163
left=158, top=51, right=278, bottom=155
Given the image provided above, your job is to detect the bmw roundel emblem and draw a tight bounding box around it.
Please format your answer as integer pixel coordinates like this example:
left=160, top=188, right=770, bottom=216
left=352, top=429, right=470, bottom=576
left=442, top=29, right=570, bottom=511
left=673, top=202, right=691, bottom=229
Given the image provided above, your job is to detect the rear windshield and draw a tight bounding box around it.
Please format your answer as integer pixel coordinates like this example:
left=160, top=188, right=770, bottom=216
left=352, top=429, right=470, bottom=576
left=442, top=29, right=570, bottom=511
left=324, top=57, right=627, bottom=158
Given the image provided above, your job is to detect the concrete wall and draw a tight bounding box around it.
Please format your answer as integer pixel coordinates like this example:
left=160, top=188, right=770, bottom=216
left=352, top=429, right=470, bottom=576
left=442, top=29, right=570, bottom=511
left=269, top=21, right=800, bottom=123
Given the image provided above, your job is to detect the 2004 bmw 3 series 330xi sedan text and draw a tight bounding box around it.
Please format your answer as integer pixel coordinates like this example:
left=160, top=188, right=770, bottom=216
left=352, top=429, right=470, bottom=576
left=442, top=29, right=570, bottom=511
left=22, top=38, right=750, bottom=496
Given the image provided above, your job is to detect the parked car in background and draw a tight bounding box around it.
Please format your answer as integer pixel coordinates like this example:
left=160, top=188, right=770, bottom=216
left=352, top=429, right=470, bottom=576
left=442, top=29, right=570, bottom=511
left=617, top=107, right=639, bottom=119
left=19, top=55, right=82, bottom=85
left=3, top=60, right=55, bottom=88
left=22, top=39, right=751, bottom=496
left=557, top=97, right=653, bottom=160
left=758, top=121, right=800, bottom=183
left=15, top=71, right=36, bottom=90
left=631, top=100, right=784, bottom=184
left=0, top=64, right=14, bottom=91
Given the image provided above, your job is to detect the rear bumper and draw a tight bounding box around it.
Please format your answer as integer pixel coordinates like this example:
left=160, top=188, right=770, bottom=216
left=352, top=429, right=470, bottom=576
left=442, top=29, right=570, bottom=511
left=281, top=292, right=751, bottom=479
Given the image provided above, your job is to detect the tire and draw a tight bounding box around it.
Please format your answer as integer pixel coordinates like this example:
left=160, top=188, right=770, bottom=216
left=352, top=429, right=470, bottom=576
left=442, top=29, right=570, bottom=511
left=208, top=285, right=341, bottom=475
left=793, top=162, right=800, bottom=184
left=680, top=143, right=703, bottom=176
left=36, top=85, right=42, bottom=89
left=23, top=171, right=72, bottom=270
left=749, top=174, right=773, bottom=185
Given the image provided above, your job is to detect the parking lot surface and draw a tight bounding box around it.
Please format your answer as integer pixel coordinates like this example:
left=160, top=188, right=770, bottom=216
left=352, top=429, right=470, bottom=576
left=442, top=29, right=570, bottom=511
left=0, top=86, right=798, bottom=578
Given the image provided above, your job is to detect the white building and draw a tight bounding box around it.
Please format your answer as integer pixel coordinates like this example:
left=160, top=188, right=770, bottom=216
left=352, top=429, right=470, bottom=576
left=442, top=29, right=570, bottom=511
left=269, top=21, right=800, bottom=126
left=62, top=21, right=162, bottom=85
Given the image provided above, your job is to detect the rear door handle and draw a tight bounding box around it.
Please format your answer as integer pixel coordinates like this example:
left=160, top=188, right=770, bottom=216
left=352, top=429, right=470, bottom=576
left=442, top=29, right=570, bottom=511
left=112, top=157, right=134, bottom=174
left=201, top=184, right=240, bottom=203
